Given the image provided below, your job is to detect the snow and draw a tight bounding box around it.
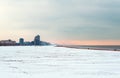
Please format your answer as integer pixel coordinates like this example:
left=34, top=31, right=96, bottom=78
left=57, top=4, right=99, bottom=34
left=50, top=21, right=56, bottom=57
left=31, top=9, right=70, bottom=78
left=0, top=46, right=120, bottom=78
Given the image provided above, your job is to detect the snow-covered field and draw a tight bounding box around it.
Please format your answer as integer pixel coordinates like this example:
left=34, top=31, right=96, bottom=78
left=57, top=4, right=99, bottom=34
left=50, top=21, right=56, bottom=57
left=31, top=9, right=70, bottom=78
left=0, top=46, right=120, bottom=78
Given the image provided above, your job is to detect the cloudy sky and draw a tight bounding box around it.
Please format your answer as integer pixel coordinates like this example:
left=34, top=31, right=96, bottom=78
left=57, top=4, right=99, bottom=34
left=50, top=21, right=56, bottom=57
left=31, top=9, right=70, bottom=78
left=0, top=0, right=120, bottom=45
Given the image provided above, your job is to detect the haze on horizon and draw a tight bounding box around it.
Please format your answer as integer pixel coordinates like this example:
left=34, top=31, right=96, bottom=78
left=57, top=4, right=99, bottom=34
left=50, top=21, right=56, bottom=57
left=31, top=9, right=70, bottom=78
left=0, top=0, right=120, bottom=45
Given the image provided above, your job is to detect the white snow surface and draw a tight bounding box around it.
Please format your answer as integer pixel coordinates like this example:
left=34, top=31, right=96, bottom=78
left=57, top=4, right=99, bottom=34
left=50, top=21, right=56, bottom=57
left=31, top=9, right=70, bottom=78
left=0, top=46, right=120, bottom=78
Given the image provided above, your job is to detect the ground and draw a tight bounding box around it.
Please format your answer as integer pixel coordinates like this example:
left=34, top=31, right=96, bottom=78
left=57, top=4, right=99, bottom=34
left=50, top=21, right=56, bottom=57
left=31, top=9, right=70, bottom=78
left=0, top=46, right=120, bottom=78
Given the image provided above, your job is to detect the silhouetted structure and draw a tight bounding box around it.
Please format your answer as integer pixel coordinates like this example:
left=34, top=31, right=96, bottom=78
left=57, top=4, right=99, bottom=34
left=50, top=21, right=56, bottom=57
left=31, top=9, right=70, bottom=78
left=31, top=41, right=34, bottom=45
left=0, top=35, right=51, bottom=46
left=0, top=39, right=16, bottom=46
left=19, top=38, right=24, bottom=45
left=24, top=41, right=32, bottom=45
left=34, top=35, right=40, bottom=45
left=40, top=41, right=51, bottom=45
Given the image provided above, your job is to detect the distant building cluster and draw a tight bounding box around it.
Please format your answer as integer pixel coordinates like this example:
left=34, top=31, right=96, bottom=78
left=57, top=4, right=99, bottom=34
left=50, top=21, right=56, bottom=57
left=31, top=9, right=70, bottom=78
left=0, top=39, right=16, bottom=46
left=0, top=35, right=51, bottom=46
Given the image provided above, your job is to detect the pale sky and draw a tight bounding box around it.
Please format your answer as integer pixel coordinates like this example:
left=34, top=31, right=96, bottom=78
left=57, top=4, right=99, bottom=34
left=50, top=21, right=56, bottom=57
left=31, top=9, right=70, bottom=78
left=0, top=0, right=120, bottom=45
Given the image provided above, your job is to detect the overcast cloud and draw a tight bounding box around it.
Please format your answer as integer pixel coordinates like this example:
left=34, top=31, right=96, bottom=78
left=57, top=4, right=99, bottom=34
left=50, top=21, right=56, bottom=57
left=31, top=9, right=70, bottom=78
left=0, top=0, right=120, bottom=43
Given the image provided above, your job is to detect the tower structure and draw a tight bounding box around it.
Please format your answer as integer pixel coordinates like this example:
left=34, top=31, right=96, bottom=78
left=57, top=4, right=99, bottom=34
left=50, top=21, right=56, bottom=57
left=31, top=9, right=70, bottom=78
left=19, top=38, right=24, bottom=45
left=34, top=35, right=40, bottom=45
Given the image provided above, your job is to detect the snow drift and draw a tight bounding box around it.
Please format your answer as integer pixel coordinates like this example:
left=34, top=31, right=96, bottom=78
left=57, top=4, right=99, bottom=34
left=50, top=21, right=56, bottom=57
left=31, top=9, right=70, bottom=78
left=0, top=46, right=120, bottom=78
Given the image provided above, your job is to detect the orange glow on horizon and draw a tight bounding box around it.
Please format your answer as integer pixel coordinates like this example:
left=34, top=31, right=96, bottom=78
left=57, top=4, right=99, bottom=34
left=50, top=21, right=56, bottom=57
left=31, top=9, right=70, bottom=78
left=50, top=40, right=120, bottom=45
